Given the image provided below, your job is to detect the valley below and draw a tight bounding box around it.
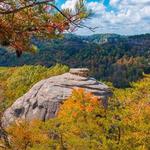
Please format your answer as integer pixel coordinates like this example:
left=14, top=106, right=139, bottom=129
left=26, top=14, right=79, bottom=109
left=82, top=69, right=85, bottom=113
left=0, top=33, right=150, bottom=88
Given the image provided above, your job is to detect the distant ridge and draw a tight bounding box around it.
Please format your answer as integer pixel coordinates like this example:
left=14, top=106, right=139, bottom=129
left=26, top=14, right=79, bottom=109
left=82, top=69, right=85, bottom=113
left=0, top=33, right=150, bottom=87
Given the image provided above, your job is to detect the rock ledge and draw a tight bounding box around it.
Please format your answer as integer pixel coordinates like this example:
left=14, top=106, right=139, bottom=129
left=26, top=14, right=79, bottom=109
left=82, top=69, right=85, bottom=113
left=69, top=68, right=89, bottom=77
left=2, top=68, right=112, bottom=127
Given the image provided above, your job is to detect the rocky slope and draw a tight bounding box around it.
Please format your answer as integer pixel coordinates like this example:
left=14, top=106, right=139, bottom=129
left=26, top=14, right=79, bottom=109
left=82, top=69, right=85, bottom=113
left=2, top=68, right=112, bottom=127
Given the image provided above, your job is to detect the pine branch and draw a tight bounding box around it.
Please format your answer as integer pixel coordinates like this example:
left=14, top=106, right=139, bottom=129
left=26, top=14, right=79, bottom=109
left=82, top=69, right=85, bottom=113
left=0, top=0, right=54, bottom=14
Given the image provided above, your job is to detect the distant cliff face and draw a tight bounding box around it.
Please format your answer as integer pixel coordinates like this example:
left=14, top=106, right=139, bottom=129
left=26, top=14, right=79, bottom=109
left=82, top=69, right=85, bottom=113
left=2, top=68, right=112, bottom=127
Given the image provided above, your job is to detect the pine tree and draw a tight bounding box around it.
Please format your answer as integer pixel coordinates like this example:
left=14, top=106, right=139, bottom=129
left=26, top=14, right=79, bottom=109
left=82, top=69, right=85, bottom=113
left=0, top=0, right=89, bottom=56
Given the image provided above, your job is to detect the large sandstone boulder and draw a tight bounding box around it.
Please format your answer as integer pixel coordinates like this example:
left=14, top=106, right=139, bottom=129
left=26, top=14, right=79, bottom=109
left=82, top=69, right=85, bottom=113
left=2, top=68, right=112, bottom=127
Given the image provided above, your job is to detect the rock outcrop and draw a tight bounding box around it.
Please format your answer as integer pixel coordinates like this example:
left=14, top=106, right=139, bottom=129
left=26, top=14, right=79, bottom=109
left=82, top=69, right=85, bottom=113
left=2, top=68, right=112, bottom=127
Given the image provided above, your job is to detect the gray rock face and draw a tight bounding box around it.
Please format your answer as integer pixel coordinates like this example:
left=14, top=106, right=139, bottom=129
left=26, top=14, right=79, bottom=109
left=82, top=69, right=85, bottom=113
left=2, top=68, right=112, bottom=127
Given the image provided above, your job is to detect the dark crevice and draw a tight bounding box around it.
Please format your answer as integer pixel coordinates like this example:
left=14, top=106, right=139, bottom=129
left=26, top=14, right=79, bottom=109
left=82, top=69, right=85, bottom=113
left=14, top=107, right=25, bottom=117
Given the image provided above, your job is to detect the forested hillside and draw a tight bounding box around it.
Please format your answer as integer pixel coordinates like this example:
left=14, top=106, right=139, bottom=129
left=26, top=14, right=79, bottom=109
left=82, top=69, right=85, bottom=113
left=0, top=65, right=149, bottom=149
left=0, top=64, right=69, bottom=112
left=1, top=0, right=149, bottom=149
left=0, top=34, right=150, bottom=87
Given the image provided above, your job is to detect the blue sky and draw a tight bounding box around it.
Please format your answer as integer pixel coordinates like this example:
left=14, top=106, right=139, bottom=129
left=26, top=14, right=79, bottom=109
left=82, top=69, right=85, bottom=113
left=57, top=0, right=150, bottom=35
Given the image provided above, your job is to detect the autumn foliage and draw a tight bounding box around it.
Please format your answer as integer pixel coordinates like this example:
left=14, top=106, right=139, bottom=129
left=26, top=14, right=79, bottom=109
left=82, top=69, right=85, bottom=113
left=0, top=0, right=89, bottom=56
left=0, top=75, right=150, bottom=149
left=5, top=120, right=49, bottom=150
left=58, top=88, right=100, bottom=118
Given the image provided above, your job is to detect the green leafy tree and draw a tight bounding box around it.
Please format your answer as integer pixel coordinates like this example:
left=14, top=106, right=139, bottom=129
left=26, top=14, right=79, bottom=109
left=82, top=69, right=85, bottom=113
left=0, top=64, right=69, bottom=111
left=111, top=74, right=150, bottom=149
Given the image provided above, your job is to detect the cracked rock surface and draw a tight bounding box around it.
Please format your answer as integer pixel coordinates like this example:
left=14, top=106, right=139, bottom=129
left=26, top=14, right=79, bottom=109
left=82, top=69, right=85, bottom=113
left=2, top=68, right=112, bottom=127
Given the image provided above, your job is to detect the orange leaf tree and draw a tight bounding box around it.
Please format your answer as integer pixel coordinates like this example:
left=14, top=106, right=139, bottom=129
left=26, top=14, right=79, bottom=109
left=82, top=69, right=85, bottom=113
left=43, top=88, right=115, bottom=150
left=0, top=0, right=90, bottom=56
left=5, top=120, right=50, bottom=150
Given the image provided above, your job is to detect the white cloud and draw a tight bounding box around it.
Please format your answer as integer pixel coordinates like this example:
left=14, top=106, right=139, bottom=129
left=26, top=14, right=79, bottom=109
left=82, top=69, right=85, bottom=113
left=121, top=0, right=150, bottom=5
left=62, top=0, right=150, bottom=35
left=141, top=6, right=150, bottom=17
left=87, top=2, right=105, bottom=14
left=110, top=0, right=150, bottom=7
left=110, top=0, right=120, bottom=6
left=61, top=0, right=79, bottom=10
